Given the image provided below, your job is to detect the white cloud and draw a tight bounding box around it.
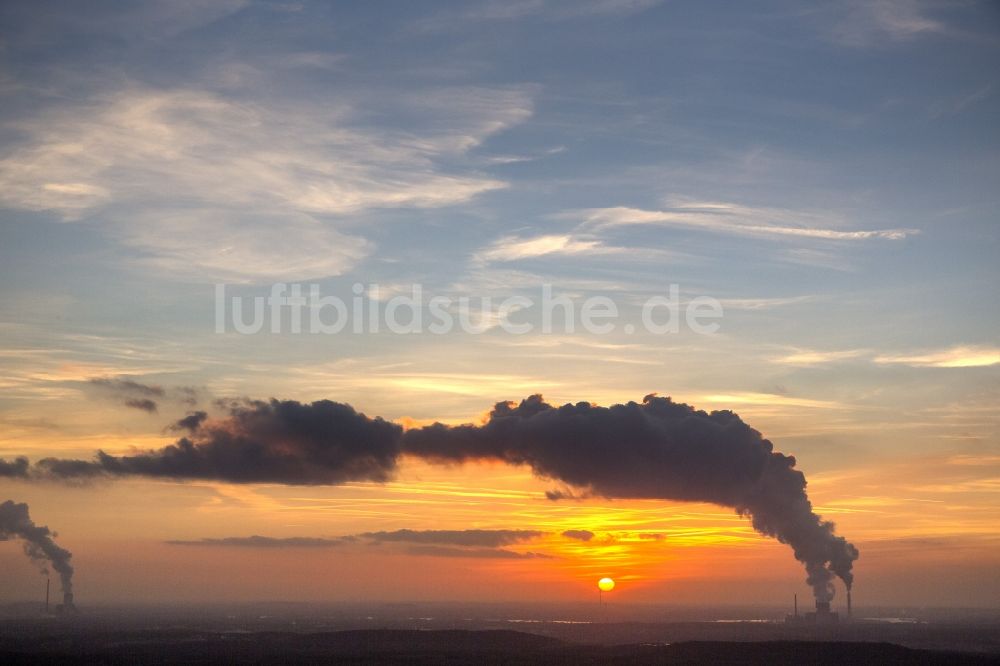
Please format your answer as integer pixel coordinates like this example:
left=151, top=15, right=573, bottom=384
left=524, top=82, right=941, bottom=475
left=8, top=0, right=251, bottom=45
left=773, top=348, right=868, bottom=366
left=551, top=0, right=664, bottom=17
left=0, top=86, right=531, bottom=281
left=832, top=0, right=947, bottom=47
left=716, top=296, right=816, bottom=311
left=699, top=392, right=846, bottom=410
left=121, top=0, right=250, bottom=38
left=481, top=145, right=565, bottom=165
left=118, top=209, right=370, bottom=283
left=869, top=0, right=944, bottom=38
left=577, top=201, right=916, bottom=241
left=287, top=366, right=560, bottom=398
left=769, top=345, right=1000, bottom=369
left=475, top=234, right=611, bottom=263
left=928, top=83, right=995, bottom=119
left=418, top=0, right=663, bottom=27
left=874, top=346, right=1000, bottom=368
left=0, top=88, right=521, bottom=219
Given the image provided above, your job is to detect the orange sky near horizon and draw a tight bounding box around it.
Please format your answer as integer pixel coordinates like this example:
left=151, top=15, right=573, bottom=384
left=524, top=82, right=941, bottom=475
left=2, top=445, right=998, bottom=607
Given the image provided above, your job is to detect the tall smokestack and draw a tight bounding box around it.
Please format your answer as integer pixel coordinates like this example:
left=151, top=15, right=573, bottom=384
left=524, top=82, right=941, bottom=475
left=0, top=500, right=74, bottom=611
left=847, top=588, right=852, bottom=618
left=794, top=593, right=798, bottom=618
left=45, top=577, right=50, bottom=614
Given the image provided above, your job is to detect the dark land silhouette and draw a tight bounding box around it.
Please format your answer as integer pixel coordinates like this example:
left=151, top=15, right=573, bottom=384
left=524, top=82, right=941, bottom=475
left=1, top=602, right=997, bottom=664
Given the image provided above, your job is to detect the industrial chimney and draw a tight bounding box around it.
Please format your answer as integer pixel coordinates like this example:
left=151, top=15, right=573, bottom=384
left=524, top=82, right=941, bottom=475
left=45, top=577, right=50, bottom=614
left=847, top=588, right=852, bottom=619
left=785, top=594, right=802, bottom=624
left=56, top=592, right=77, bottom=615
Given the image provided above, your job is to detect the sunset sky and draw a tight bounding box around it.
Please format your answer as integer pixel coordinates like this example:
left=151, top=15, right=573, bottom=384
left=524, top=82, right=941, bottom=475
left=1, top=1, right=998, bottom=609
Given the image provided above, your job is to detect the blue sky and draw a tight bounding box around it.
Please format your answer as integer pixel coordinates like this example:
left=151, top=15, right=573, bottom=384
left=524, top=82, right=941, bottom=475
left=0, top=0, right=997, bottom=479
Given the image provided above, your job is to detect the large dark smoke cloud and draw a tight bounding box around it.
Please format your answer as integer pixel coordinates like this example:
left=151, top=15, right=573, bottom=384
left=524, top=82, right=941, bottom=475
left=0, top=500, right=75, bottom=608
left=0, top=457, right=29, bottom=478
left=24, top=399, right=402, bottom=485
left=0, top=394, right=858, bottom=601
left=404, top=395, right=859, bottom=601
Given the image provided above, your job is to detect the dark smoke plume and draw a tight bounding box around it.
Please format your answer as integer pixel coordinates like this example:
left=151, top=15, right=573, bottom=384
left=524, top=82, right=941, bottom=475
left=3, top=394, right=858, bottom=600
left=0, top=457, right=29, bottom=478
left=403, top=395, right=858, bottom=601
left=170, top=411, right=208, bottom=433
left=25, top=399, right=402, bottom=485
left=0, top=500, right=75, bottom=609
left=124, top=398, right=158, bottom=413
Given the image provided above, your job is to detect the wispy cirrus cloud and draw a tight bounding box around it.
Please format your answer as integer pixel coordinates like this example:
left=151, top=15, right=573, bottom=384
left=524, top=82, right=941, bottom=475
left=928, top=83, right=995, bottom=119
left=699, top=392, right=846, bottom=410
left=576, top=201, right=916, bottom=241
left=831, top=0, right=948, bottom=48
left=118, top=209, right=370, bottom=284
left=0, top=0, right=250, bottom=45
left=0, top=86, right=531, bottom=282
left=415, top=0, right=663, bottom=29
left=717, top=296, right=817, bottom=311
left=474, top=234, right=612, bottom=263
left=774, top=348, right=869, bottom=366
left=770, top=345, right=1000, bottom=369
left=873, top=345, right=1000, bottom=368
left=471, top=228, right=690, bottom=269
left=0, top=87, right=525, bottom=219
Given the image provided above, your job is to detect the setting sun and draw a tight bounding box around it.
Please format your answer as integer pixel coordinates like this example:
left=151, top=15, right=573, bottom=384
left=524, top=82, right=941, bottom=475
left=598, top=577, right=615, bottom=592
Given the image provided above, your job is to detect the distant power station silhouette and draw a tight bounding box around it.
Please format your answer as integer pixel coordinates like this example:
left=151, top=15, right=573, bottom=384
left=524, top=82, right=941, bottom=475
left=0, top=500, right=76, bottom=614
left=786, top=588, right=853, bottom=625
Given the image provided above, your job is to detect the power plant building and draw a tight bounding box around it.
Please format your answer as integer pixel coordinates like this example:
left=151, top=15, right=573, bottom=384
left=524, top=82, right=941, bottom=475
left=786, top=595, right=842, bottom=625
